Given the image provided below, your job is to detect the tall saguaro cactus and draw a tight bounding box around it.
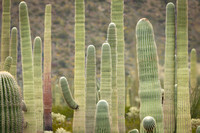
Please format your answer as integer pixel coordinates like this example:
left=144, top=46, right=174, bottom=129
left=107, top=23, right=119, bottom=133
left=111, top=0, right=125, bottom=131
left=44, top=4, right=52, bottom=130
left=19, top=1, right=36, bottom=132
left=136, top=18, right=164, bottom=133
left=163, top=3, right=175, bottom=133
left=33, top=37, right=43, bottom=132
left=9, top=27, right=18, bottom=79
left=1, top=0, right=11, bottom=68
left=85, top=45, right=96, bottom=133
left=0, top=72, right=23, bottom=133
left=100, top=43, right=112, bottom=120
left=73, top=0, right=85, bottom=132
left=176, top=0, right=191, bottom=132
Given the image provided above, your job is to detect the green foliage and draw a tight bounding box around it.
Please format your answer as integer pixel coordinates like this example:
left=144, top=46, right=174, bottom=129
left=142, top=116, right=156, bottom=133
left=176, top=0, right=191, bottom=132
left=1, top=0, right=11, bottom=67
left=86, top=45, right=96, bottom=133
left=19, top=1, right=36, bottom=132
left=95, top=100, right=111, bottom=133
left=163, top=3, right=175, bottom=133
left=111, top=0, right=126, bottom=131
left=3, top=56, right=13, bottom=72
left=0, top=71, right=23, bottom=133
left=136, top=18, right=164, bottom=133
left=59, top=77, right=78, bottom=110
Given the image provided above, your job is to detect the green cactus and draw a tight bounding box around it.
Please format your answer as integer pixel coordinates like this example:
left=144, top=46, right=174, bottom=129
left=73, top=0, right=86, bottom=132
left=85, top=45, right=96, bottom=133
left=111, top=0, right=126, bottom=131
left=9, top=27, right=18, bottom=79
left=163, top=3, right=175, bottom=133
left=43, top=4, right=52, bottom=130
left=0, top=71, right=23, bottom=133
left=95, top=100, right=111, bottom=133
left=1, top=0, right=11, bottom=68
left=19, top=1, right=36, bottom=132
left=59, top=76, right=79, bottom=110
left=33, top=36, right=43, bottom=132
left=142, top=116, right=156, bottom=133
left=3, top=56, right=13, bottom=72
left=176, top=0, right=191, bottom=132
left=100, top=43, right=112, bottom=122
left=107, top=22, right=119, bottom=133
left=197, top=126, right=200, bottom=133
left=128, top=129, right=139, bottom=133
left=136, top=18, right=164, bottom=133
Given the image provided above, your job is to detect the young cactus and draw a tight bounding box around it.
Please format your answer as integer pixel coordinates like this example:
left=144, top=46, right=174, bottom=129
left=3, top=56, right=13, bottom=72
left=128, top=129, right=139, bottom=133
left=0, top=71, right=23, bottom=133
left=59, top=76, right=79, bottom=109
left=142, top=116, right=156, bottom=133
left=95, top=100, right=111, bottom=133
left=136, top=18, right=164, bottom=133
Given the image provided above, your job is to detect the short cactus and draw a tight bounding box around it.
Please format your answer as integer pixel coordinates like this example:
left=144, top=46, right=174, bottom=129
left=59, top=76, right=79, bottom=109
left=197, top=126, right=200, bottom=133
left=0, top=71, right=23, bottom=133
left=142, top=116, right=156, bottom=133
left=95, top=100, right=111, bottom=133
left=3, top=56, right=13, bottom=72
left=128, top=129, right=139, bottom=133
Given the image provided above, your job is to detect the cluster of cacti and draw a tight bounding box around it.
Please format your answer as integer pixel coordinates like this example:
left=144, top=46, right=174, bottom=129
left=136, top=18, right=164, bottom=133
left=0, top=71, right=23, bottom=133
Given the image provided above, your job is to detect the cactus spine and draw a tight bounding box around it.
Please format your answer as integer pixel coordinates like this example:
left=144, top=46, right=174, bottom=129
left=19, top=1, right=36, bottom=132
left=85, top=45, right=96, bottom=133
left=33, top=37, right=43, bottom=132
left=163, top=3, right=175, bottom=133
left=0, top=71, right=23, bottom=133
left=73, top=0, right=85, bottom=132
left=107, top=22, right=119, bottom=133
left=43, top=4, right=52, bottom=130
left=136, top=18, right=164, bottom=133
left=95, top=100, right=111, bottom=133
left=9, top=27, right=18, bottom=79
left=3, top=56, right=13, bottom=72
left=59, top=77, right=79, bottom=109
left=1, top=0, right=11, bottom=67
left=111, top=0, right=125, bottom=131
left=100, top=43, right=112, bottom=121
left=176, top=0, right=191, bottom=132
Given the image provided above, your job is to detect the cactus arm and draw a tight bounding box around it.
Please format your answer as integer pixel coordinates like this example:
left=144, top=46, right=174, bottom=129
left=59, top=77, right=79, bottom=109
left=33, top=36, right=43, bottom=132
left=85, top=45, right=96, bottom=133
left=9, top=27, right=18, bottom=79
left=197, top=126, right=200, bottom=133
left=19, top=1, right=36, bottom=132
left=1, top=0, right=11, bottom=67
left=136, top=18, right=164, bottom=133
left=111, top=0, right=126, bottom=131
left=22, top=100, right=27, bottom=112
left=163, top=3, right=176, bottom=133
left=142, top=116, right=156, bottom=133
left=3, top=56, right=13, bottom=72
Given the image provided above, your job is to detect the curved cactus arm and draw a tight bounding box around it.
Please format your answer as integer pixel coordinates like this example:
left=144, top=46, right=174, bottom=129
left=59, top=77, right=79, bottom=110
left=3, top=56, right=13, bottom=72
left=128, top=129, right=139, bottom=133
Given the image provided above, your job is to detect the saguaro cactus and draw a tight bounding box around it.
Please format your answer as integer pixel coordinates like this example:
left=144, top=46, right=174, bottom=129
left=176, top=0, right=191, bottom=132
left=44, top=4, right=52, bottom=130
left=9, top=27, right=18, bottom=79
left=142, top=116, right=156, bottom=133
left=73, top=0, right=86, bottom=132
left=100, top=43, right=112, bottom=120
left=85, top=45, right=96, bottom=133
left=136, top=18, right=164, bottom=133
left=1, top=0, right=11, bottom=67
left=33, top=37, right=43, bottom=132
left=59, top=77, right=79, bottom=109
left=111, top=0, right=126, bottom=131
left=19, top=1, right=36, bottom=132
left=95, top=100, right=111, bottom=133
left=107, top=22, right=119, bottom=133
left=0, top=71, right=23, bottom=133
left=163, top=3, right=175, bottom=133
left=3, top=56, right=13, bottom=72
